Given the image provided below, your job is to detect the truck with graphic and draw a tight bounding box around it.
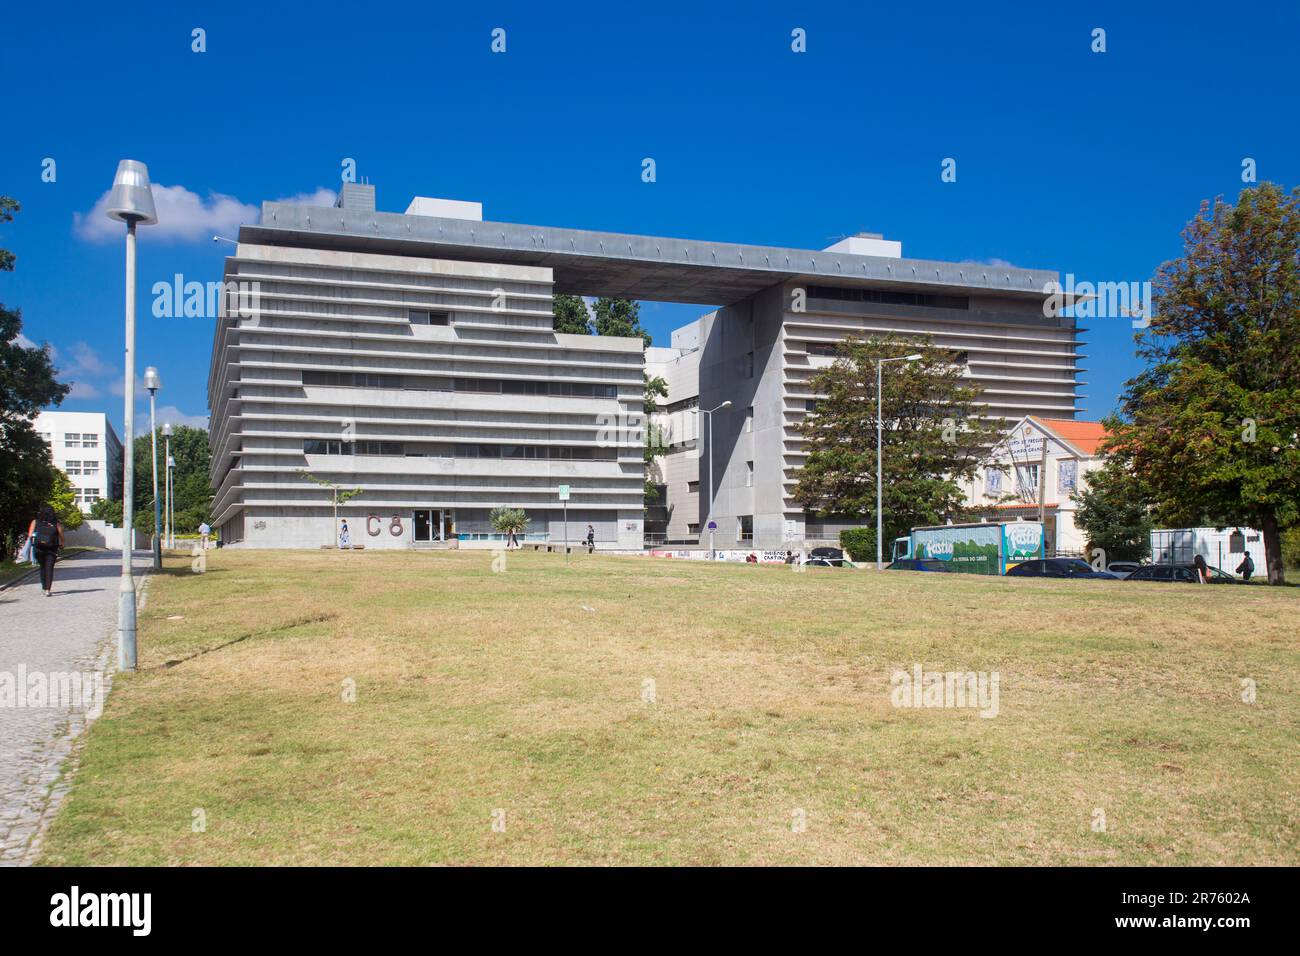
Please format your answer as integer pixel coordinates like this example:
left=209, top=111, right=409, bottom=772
left=891, top=521, right=1046, bottom=575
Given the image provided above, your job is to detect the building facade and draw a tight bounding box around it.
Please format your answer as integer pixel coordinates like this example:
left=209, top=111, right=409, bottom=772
left=208, top=186, right=646, bottom=549
left=962, top=416, right=1110, bottom=555
left=207, top=188, right=1080, bottom=552
left=33, top=410, right=123, bottom=512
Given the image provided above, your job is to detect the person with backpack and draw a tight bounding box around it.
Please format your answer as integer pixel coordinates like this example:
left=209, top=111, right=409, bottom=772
left=1236, top=552, right=1255, bottom=582
left=27, top=504, right=63, bottom=597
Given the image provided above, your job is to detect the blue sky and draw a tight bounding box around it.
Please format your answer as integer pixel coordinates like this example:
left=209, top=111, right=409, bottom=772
left=3, top=0, right=1297, bottom=437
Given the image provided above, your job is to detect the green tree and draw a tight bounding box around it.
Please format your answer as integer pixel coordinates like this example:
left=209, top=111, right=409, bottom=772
left=89, top=497, right=124, bottom=525
left=643, top=374, right=669, bottom=500
left=0, top=196, right=71, bottom=549
left=1071, top=460, right=1152, bottom=562
left=48, top=470, right=84, bottom=529
left=792, top=335, right=1004, bottom=544
left=131, top=424, right=212, bottom=533
left=489, top=506, right=529, bottom=541
left=592, top=298, right=652, bottom=346
left=1104, top=183, right=1300, bottom=584
left=298, top=469, right=362, bottom=547
left=552, top=294, right=592, bottom=335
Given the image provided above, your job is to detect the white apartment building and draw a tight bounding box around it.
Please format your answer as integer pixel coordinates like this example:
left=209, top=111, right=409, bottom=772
left=33, top=410, right=123, bottom=512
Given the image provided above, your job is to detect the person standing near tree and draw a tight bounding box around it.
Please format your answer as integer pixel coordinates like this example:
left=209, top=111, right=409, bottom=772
left=198, top=521, right=211, bottom=550
left=27, top=503, right=63, bottom=597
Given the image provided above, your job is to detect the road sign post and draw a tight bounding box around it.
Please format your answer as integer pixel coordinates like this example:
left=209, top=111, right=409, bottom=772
left=707, top=519, right=717, bottom=560
left=558, top=484, right=570, bottom=563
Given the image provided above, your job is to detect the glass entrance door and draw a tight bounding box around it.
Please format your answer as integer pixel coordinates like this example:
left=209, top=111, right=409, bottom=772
left=413, top=510, right=442, bottom=542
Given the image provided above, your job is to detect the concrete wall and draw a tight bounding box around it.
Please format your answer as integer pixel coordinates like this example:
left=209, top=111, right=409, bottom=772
left=61, top=520, right=137, bottom=551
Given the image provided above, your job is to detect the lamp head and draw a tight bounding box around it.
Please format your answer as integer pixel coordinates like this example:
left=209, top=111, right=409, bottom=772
left=143, top=366, right=162, bottom=393
left=105, top=160, right=158, bottom=225
left=903, top=353, right=923, bottom=361
left=162, top=423, right=173, bottom=437
left=718, top=400, right=733, bottom=410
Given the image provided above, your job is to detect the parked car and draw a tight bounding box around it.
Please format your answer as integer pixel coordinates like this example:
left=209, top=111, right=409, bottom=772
left=1005, top=558, right=1118, bottom=579
left=1124, top=563, right=1239, bottom=584
left=885, top=558, right=951, bottom=572
left=1104, top=561, right=1143, bottom=579
left=804, top=547, right=846, bottom=568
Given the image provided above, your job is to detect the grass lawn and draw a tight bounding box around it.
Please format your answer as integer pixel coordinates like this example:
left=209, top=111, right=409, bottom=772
left=39, top=549, right=1300, bottom=866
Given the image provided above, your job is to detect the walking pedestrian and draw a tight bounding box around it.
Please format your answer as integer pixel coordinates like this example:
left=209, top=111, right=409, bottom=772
left=339, top=519, right=351, bottom=550
left=198, top=521, right=211, bottom=550
left=27, top=504, right=63, bottom=597
left=585, top=524, right=595, bottom=554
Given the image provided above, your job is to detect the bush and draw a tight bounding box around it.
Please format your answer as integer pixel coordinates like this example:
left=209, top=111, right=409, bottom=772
left=839, top=527, right=876, bottom=562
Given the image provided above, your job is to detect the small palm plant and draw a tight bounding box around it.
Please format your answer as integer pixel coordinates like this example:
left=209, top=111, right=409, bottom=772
left=490, top=507, right=529, bottom=546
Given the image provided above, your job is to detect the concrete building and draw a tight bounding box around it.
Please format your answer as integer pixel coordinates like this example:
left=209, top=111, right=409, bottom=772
left=33, top=410, right=123, bottom=512
left=963, top=416, right=1110, bottom=555
left=208, top=187, right=1080, bottom=551
left=208, top=185, right=646, bottom=549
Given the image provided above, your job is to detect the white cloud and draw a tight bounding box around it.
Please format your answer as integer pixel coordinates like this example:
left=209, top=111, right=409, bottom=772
left=68, top=380, right=102, bottom=400
left=15, top=332, right=38, bottom=349
left=75, top=183, right=258, bottom=243
left=75, top=183, right=339, bottom=244
left=151, top=405, right=209, bottom=429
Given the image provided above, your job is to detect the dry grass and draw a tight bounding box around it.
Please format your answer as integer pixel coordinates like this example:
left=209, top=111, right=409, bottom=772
left=39, top=548, right=1300, bottom=865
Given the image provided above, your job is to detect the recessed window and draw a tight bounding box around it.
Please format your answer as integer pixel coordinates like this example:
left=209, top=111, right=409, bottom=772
left=408, top=309, right=450, bottom=326
left=745, top=406, right=754, bottom=432
left=746, top=461, right=754, bottom=487
left=687, top=480, right=699, bottom=493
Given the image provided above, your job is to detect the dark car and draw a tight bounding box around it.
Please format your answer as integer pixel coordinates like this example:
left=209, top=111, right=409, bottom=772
left=805, top=547, right=845, bottom=568
left=1124, top=563, right=1239, bottom=584
left=1005, top=558, right=1117, bottom=579
left=885, top=558, right=951, bottom=572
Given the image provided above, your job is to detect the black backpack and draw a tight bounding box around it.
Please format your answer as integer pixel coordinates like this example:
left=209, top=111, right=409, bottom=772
left=34, top=518, right=58, bottom=549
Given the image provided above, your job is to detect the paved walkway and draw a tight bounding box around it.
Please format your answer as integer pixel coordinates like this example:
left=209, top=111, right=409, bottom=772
left=0, top=550, right=148, bottom=865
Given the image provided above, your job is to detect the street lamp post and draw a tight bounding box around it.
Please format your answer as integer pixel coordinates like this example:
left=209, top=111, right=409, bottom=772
left=144, top=366, right=162, bottom=570
left=105, top=160, right=157, bottom=672
left=693, top=400, right=732, bottom=560
left=163, top=424, right=173, bottom=550
left=876, top=354, right=923, bottom=570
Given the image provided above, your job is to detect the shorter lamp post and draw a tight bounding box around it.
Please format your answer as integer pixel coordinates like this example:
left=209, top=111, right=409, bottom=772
left=162, top=423, right=173, bottom=550
left=875, top=353, right=923, bottom=570
left=691, top=400, right=732, bottom=559
left=144, top=366, right=162, bottom=569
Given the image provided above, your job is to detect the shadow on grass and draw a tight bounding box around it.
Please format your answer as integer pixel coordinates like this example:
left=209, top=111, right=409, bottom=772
left=144, top=611, right=338, bottom=670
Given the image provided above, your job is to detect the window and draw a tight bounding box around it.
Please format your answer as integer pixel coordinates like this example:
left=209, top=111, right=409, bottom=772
left=355, top=441, right=403, bottom=456
left=408, top=309, right=450, bottom=325
left=745, top=351, right=754, bottom=378
left=687, top=480, right=699, bottom=493
left=737, top=515, right=754, bottom=541
left=1014, top=464, right=1040, bottom=500
left=806, top=343, right=841, bottom=357
left=985, top=469, right=1003, bottom=497
left=303, top=439, right=354, bottom=455
left=65, top=460, right=82, bottom=476
left=82, top=434, right=98, bottom=448
left=82, top=461, right=99, bottom=475
left=805, top=398, right=820, bottom=412
left=687, top=523, right=700, bottom=535
left=806, top=285, right=969, bottom=310
left=746, top=461, right=754, bottom=487
left=745, top=407, right=754, bottom=433
left=64, top=433, right=81, bottom=448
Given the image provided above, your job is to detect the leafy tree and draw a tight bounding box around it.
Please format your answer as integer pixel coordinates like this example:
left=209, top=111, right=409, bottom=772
left=1071, top=460, right=1152, bottom=562
left=131, top=424, right=212, bottom=532
left=489, top=506, right=529, bottom=540
left=552, top=294, right=592, bottom=335
left=792, top=335, right=1004, bottom=544
left=0, top=196, right=71, bottom=548
left=1104, top=183, right=1300, bottom=584
left=592, top=298, right=652, bottom=345
left=48, top=470, right=84, bottom=529
left=643, top=374, right=668, bottom=500
left=89, top=497, right=124, bottom=525
left=298, top=469, right=362, bottom=547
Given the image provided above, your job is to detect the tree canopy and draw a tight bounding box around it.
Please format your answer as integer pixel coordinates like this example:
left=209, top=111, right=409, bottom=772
left=1103, top=183, right=1300, bottom=584
left=792, top=335, right=1003, bottom=543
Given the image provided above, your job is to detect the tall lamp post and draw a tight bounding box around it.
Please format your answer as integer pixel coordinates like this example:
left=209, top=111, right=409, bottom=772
left=163, top=423, right=173, bottom=550
left=693, top=400, right=731, bottom=560
left=106, top=160, right=157, bottom=672
left=875, top=354, right=923, bottom=570
left=144, top=366, right=162, bottom=569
